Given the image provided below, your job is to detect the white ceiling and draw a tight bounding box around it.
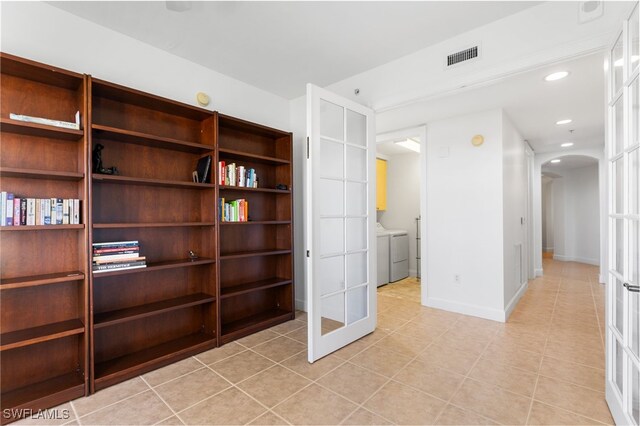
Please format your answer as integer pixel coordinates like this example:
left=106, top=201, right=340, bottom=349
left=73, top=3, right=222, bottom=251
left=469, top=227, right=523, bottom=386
left=377, top=139, right=421, bottom=156
left=541, top=155, right=598, bottom=175
left=50, top=1, right=538, bottom=99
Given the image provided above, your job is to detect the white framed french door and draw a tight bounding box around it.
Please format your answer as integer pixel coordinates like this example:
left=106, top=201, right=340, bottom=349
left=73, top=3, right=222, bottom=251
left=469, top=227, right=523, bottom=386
left=305, top=84, right=376, bottom=362
left=606, top=4, right=640, bottom=424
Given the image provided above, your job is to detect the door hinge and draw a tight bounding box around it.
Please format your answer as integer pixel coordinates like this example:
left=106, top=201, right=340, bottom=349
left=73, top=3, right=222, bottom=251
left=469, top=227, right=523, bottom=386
left=306, top=137, right=310, bottom=159
left=306, top=250, right=310, bottom=257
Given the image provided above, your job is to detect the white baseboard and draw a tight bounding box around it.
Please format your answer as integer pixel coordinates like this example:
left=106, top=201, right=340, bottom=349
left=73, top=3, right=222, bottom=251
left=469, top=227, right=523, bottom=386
left=424, top=297, right=506, bottom=323
left=543, top=247, right=554, bottom=252
left=553, top=254, right=599, bottom=266
left=599, top=274, right=606, bottom=285
left=504, top=281, right=528, bottom=321
left=409, top=269, right=418, bottom=278
left=535, top=268, right=544, bottom=277
left=295, top=298, right=306, bottom=312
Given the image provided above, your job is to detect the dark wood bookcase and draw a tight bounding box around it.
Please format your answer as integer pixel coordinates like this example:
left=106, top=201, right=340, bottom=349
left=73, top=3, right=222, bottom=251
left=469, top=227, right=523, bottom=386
left=0, top=53, right=89, bottom=423
left=88, top=78, right=217, bottom=391
left=216, top=114, right=295, bottom=344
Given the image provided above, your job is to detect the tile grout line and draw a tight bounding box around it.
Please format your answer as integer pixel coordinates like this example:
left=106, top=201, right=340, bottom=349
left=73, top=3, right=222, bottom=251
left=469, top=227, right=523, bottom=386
left=72, top=379, right=154, bottom=421
left=140, top=375, right=184, bottom=425
left=68, top=399, right=81, bottom=426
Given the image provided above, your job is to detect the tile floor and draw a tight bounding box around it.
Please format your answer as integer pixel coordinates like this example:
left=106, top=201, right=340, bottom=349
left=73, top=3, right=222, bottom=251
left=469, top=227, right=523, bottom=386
left=19, top=259, right=612, bottom=425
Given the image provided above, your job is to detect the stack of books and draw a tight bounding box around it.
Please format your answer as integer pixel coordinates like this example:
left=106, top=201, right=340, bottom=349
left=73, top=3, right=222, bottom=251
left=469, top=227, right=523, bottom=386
left=218, top=161, right=258, bottom=188
left=219, top=198, right=249, bottom=222
left=92, top=241, right=147, bottom=273
left=1, top=192, right=81, bottom=226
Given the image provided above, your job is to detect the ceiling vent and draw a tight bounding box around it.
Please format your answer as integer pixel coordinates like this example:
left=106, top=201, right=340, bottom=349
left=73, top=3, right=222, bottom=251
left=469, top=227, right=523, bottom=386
left=446, top=45, right=480, bottom=68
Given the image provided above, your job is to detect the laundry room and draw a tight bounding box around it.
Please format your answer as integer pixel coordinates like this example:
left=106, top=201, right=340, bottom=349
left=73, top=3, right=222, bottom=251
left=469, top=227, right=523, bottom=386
left=376, top=135, right=422, bottom=302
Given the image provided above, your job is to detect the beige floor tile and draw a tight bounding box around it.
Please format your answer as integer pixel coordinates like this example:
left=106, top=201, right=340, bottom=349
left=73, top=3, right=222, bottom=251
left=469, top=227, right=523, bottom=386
left=72, top=377, right=149, bottom=417
left=394, top=320, right=447, bottom=341
left=373, top=332, right=430, bottom=357
left=280, top=351, right=345, bottom=380
left=14, top=403, right=75, bottom=425
left=210, top=350, right=275, bottom=383
left=79, top=390, right=173, bottom=425
left=154, top=368, right=230, bottom=412
left=317, top=362, right=388, bottom=404
left=341, top=408, right=392, bottom=425
left=270, top=320, right=306, bottom=335
left=433, top=330, right=488, bottom=355
left=179, top=387, right=266, bottom=425
left=450, top=378, right=531, bottom=425
left=544, top=339, right=604, bottom=369
left=142, top=357, right=203, bottom=387
left=252, top=336, right=306, bottom=362
left=483, top=341, right=543, bottom=373
left=237, top=330, right=281, bottom=348
left=295, top=311, right=307, bottom=322
left=272, top=384, right=357, bottom=425
left=350, top=345, right=412, bottom=377
left=526, top=401, right=603, bottom=425
left=539, top=356, right=605, bottom=392
left=533, top=376, right=613, bottom=424
left=237, top=365, right=311, bottom=408
left=435, top=404, right=497, bottom=425
left=364, top=380, right=445, bottom=425
left=248, top=411, right=290, bottom=425
left=333, top=329, right=388, bottom=360
left=156, top=416, right=184, bottom=425
left=393, top=359, right=465, bottom=400
left=376, top=313, right=410, bottom=332
left=194, top=342, right=246, bottom=365
left=284, top=326, right=307, bottom=344
left=468, top=357, right=538, bottom=397
left=416, top=343, right=480, bottom=375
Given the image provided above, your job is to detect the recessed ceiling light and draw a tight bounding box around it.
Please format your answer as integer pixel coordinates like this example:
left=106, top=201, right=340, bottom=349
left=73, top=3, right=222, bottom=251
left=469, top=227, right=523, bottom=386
left=550, top=159, right=562, bottom=163
left=395, top=138, right=420, bottom=153
left=561, top=142, right=574, bottom=147
left=556, top=119, right=572, bottom=125
left=544, top=71, right=569, bottom=81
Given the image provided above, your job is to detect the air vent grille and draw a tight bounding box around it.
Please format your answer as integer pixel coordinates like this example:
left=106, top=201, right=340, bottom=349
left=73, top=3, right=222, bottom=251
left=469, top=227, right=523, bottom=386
left=447, top=46, right=478, bottom=67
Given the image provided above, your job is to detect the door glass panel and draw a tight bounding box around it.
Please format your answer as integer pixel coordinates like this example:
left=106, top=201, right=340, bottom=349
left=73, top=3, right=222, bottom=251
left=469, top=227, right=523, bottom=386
left=615, top=98, right=625, bottom=156
left=346, top=109, right=366, bottom=146
left=346, top=146, right=367, bottom=181
left=320, top=179, right=343, bottom=216
left=632, top=284, right=640, bottom=358
left=318, top=255, right=345, bottom=296
left=615, top=158, right=624, bottom=213
left=631, top=4, right=640, bottom=74
left=346, top=252, right=367, bottom=288
left=616, top=219, right=625, bottom=274
left=613, top=34, right=624, bottom=95
left=633, top=363, right=640, bottom=425
left=615, top=277, right=625, bottom=335
left=320, top=100, right=344, bottom=140
left=633, top=79, right=639, bottom=147
left=346, top=182, right=366, bottom=216
left=347, top=286, right=368, bottom=324
left=321, top=292, right=345, bottom=335
left=632, top=148, right=639, bottom=214
left=346, top=218, right=367, bottom=252
left=614, top=338, right=624, bottom=394
left=320, top=139, right=344, bottom=178
left=633, top=221, right=639, bottom=285
left=320, top=218, right=344, bottom=255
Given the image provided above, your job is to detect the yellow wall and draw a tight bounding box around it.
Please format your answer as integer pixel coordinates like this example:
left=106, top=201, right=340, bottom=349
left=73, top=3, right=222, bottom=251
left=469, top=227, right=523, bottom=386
left=376, top=158, right=387, bottom=211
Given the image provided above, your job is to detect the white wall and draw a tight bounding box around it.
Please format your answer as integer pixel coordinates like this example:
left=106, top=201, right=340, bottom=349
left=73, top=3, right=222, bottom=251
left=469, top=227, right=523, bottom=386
left=501, top=113, right=528, bottom=314
left=377, top=153, right=420, bottom=276
left=552, top=165, right=600, bottom=265
left=0, top=2, right=290, bottom=130
left=541, top=178, right=554, bottom=251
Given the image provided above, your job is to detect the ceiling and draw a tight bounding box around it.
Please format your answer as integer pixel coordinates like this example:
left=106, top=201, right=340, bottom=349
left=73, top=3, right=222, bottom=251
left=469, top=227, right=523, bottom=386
left=541, top=155, right=598, bottom=175
left=50, top=1, right=538, bottom=99
left=377, top=139, right=421, bottom=156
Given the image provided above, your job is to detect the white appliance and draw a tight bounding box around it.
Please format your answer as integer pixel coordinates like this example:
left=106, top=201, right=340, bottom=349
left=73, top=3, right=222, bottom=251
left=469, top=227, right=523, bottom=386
left=376, top=223, right=409, bottom=285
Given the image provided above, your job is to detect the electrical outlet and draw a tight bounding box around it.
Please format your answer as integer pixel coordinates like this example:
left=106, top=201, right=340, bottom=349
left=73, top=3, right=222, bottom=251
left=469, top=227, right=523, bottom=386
left=454, top=274, right=461, bottom=284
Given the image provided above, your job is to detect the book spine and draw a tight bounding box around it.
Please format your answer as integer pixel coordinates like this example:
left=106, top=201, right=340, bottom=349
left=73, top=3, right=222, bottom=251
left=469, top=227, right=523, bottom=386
left=62, top=199, right=70, bottom=224
left=238, top=166, right=245, bottom=187
left=93, top=253, right=141, bottom=261
left=93, top=256, right=145, bottom=264
left=13, top=198, right=21, bottom=226
left=5, top=193, right=14, bottom=226
left=93, top=247, right=139, bottom=254
left=92, top=240, right=138, bottom=247
left=73, top=199, right=80, bottom=225
left=1, top=192, right=6, bottom=226
left=20, top=198, right=27, bottom=225
left=44, top=199, right=51, bottom=225
left=55, top=198, right=63, bottom=224
left=50, top=198, right=56, bottom=224
left=35, top=198, right=42, bottom=226
left=92, top=260, right=146, bottom=271
left=26, top=198, right=36, bottom=226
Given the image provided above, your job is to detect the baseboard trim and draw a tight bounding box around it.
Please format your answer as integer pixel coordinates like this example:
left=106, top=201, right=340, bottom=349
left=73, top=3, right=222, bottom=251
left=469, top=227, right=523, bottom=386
left=535, top=268, right=544, bottom=277
left=553, top=254, right=599, bottom=266
left=295, top=298, right=306, bottom=312
left=424, top=297, right=506, bottom=323
left=409, top=269, right=418, bottom=277
left=599, top=274, right=606, bottom=285
left=543, top=247, right=554, bottom=252
left=504, top=281, right=528, bottom=321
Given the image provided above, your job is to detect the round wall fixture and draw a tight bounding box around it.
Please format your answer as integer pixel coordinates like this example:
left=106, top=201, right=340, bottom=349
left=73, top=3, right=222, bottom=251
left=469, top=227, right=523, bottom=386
left=196, top=92, right=210, bottom=107
left=471, top=134, right=484, bottom=147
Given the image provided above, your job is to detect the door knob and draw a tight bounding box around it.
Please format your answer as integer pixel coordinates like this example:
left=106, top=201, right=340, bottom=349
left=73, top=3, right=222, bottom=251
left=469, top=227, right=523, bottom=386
left=623, top=282, right=640, bottom=292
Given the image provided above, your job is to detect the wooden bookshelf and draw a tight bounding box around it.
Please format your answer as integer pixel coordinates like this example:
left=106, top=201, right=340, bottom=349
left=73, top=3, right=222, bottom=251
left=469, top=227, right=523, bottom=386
left=216, top=113, right=295, bottom=343
left=0, top=53, right=89, bottom=423
left=88, top=77, right=218, bottom=391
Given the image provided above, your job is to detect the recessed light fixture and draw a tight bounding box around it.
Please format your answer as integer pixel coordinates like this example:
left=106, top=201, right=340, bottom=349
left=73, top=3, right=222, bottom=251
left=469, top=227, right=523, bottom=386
left=561, top=142, right=574, bottom=147
left=395, top=138, right=420, bottom=153
left=550, top=159, right=562, bottom=163
left=544, top=71, right=569, bottom=81
left=556, top=119, right=572, bottom=125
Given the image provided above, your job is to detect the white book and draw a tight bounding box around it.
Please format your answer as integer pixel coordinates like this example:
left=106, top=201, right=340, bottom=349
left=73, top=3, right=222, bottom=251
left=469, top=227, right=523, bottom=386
left=62, top=199, right=70, bottom=224
left=73, top=199, right=80, bottom=225
left=35, top=199, right=42, bottom=225
left=50, top=198, right=57, bottom=225
left=44, top=199, right=52, bottom=225
left=40, top=199, right=47, bottom=225
left=26, top=198, right=36, bottom=226
left=5, top=193, right=13, bottom=226
left=0, top=192, right=6, bottom=227
left=9, top=111, right=80, bottom=130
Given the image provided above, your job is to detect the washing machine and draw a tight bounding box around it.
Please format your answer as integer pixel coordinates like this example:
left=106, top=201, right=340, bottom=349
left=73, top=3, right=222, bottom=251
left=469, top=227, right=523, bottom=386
left=376, top=223, right=409, bottom=284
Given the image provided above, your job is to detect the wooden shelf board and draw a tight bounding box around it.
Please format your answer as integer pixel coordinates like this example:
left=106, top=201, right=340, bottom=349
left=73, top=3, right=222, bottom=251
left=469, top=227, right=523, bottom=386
left=0, top=118, right=83, bottom=140
left=0, top=319, right=84, bottom=351
left=94, top=293, right=215, bottom=329
left=219, top=185, right=291, bottom=194
left=217, top=148, right=290, bottom=165
left=92, top=173, right=214, bottom=189
left=94, top=333, right=215, bottom=388
left=218, top=114, right=291, bottom=138
left=92, top=257, right=214, bottom=278
left=0, top=372, right=84, bottom=414
left=220, top=221, right=290, bottom=226
left=221, top=309, right=291, bottom=338
left=1, top=53, right=84, bottom=89
left=221, top=278, right=292, bottom=299
left=92, top=124, right=213, bottom=153
left=0, top=167, right=83, bottom=181
left=1, top=271, right=84, bottom=290
left=220, top=249, right=291, bottom=260
left=93, top=222, right=215, bottom=229
left=0, top=225, right=84, bottom=232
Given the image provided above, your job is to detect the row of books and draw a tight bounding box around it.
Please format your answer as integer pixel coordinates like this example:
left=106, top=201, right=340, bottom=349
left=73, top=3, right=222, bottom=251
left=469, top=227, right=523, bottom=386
left=9, top=111, right=81, bottom=131
left=219, top=198, right=249, bottom=222
left=0, top=192, right=81, bottom=226
left=93, top=240, right=147, bottom=273
left=218, top=162, right=258, bottom=188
